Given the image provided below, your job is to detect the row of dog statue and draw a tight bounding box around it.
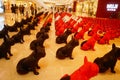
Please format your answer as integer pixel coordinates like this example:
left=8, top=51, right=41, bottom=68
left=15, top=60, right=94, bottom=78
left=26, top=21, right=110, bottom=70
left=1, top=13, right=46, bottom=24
left=0, top=11, right=46, bottom=60
left=16, top=14, right=52, bottom=75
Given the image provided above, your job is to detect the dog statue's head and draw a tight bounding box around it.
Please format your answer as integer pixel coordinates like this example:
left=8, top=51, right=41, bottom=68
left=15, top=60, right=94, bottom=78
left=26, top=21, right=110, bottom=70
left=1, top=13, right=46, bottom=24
left=65, top=29, right=72, bottom=35
left=37, top=32, right=49, bottom=40
left=112, top=43, right=120, bottom=59
left=70, top=36, right=79, bottom=47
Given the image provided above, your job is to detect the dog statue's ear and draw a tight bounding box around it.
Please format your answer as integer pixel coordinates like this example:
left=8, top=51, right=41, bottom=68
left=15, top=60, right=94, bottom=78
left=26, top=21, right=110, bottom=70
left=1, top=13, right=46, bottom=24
left=112, top=43, right=116, bottom=49
left=84, top=56, right=88, bottom=64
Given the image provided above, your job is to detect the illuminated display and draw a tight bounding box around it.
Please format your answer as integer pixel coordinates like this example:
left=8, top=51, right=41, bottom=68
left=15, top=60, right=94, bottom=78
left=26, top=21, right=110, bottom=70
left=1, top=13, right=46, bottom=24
left=106, top=4, right=118, bottom=11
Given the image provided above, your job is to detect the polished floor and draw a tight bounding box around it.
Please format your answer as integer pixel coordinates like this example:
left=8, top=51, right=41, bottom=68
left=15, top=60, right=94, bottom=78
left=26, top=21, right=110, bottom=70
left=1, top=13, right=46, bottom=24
left=0, top=13, right=120, bottom=80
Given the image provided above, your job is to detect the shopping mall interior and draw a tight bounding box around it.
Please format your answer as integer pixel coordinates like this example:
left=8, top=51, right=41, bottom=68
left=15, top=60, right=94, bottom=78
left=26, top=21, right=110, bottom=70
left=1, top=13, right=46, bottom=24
left=0, top=0, right=120, bottom=80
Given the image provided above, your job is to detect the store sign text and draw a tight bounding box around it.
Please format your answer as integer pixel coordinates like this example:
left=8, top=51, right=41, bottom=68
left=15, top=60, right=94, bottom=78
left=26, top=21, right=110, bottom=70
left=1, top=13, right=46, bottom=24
left=106, top=4, right=118, bottom=11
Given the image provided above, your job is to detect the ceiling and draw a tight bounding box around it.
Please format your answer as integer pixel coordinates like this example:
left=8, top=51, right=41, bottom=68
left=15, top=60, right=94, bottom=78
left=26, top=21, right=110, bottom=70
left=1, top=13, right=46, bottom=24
left=27, top=0, right=73, bottom=9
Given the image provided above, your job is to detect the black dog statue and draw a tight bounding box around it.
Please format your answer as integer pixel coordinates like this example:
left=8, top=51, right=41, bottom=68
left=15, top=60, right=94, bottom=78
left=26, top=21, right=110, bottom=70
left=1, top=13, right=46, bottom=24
left=21, top=24, right=31, bottom=35
left=56, top=29, right=72, bottom=44
left=30, top=32, right=49, bottom=50
left=42, top=22, right=51, bottom=32
left=0, top=36, right=15, bottom=60
left=30, top=39, right=40, bottom=50
left=36, top=23, right=51, bottom=38
left=11, top=27, right=24, bottom=44
left=94, top=43, right=120, bottom=73
left=56, top=36, right=79, bottom=59
left=36, top=28, right=47, bottom=39
left=0, top=25, right=9, bottom=39
left=6, top=23, right=18, bottom=32
left=16, top=46, right=46, bottom=75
